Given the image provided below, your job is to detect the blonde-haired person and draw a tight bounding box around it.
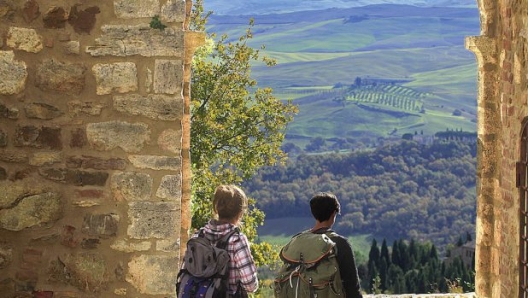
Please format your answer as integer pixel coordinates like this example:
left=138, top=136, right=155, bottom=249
left=198, top=185, right=259, bottom=297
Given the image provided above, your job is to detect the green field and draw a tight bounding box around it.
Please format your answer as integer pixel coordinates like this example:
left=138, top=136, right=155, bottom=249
left=207, top=5, right=480, bottom=148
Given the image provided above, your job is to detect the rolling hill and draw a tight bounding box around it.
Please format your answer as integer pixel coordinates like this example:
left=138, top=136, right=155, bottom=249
left=205, top=4, right=480, bottom=147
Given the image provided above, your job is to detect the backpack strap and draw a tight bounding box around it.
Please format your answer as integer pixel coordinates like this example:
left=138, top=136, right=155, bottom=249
left=216, top=227, right=240, bottom=250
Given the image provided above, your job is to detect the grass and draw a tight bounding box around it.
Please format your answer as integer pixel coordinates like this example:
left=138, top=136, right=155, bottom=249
left=207, top=3, right=480, bottom=160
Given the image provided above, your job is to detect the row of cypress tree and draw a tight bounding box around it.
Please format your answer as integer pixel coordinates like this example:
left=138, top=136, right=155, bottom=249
left=359, top=237, right=475, bottom=294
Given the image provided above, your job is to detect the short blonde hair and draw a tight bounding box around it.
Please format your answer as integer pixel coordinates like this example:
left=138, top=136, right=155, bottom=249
left=213, top=185, right=248, bottom=222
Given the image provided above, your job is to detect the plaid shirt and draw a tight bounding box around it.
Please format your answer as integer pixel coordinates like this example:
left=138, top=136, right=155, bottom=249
left=198, top=220, right=259, bottom=294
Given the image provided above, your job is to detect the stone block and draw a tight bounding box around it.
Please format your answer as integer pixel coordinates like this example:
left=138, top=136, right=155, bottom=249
left=154, top=59, right=183, bottom=94
left=92, top=62, right=138, bottom=95
left=113, top=94, right=183, bottom=121
left=14, top=125, right=62, bottom=150
left=25, top=103, right=63, bottom=120
left=127, top=201, right=179, bottom=239
left=158, top=128, right=182, bottom=154
left=114, top=0, right=160, bottom=18
left=6, top=27, right=43, bottom=53
left=68, top=100, right=105, bottom=116
left=127, top=255, right=179, bottom=295
left=39, top=168, right=109, bottom=186
left=111, top=171, right=152, bottom=201
left=49, top=253, right=108, bottom=292
left=82, top=213, right=119, bottom=237
left=0, top=242, right=13, bottom=269
left=35, top=59, right=86, bottom=95
left=70, top=128, right=87, bottom=148
left=69, top=5, right=100, bottom=34
left=43, top=6, right=68, bottom=29
left=29, top=151, right=63, bottom=166
left=0, top=129, right=7, bottom=147
left=66, top=156, right=127, bottom=170
left=128, top=155, right=181, bottom=170
left=161, top=0, right=186, bottom=23
left=22, top=0, right=39, bottom=23
left=0, top=149, right=28, bottom=163
left=86, top=25, right=184, bottom=57
left=156, top=174, right=182, bottom=200
left=0, top=51, right=27, bottom=95
left=86, top=121, right=150, bottom=153
left=0, top=192, right=62, bottom=231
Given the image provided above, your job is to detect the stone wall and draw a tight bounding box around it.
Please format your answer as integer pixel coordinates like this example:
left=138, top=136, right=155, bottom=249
left=466, top=0, right=527, bottom=297
left=0, top=0, right=201, bottom=297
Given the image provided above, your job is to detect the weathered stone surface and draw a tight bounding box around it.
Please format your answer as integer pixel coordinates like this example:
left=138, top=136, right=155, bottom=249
left=6, top=27, right=43, bottom=53
left=113, top=94, right=183, bottom=121
left=67, top=156, right=127, bottom=170
left=154, top=60, right=183, bottom=94
left=50, top=253, right=108, bottom=292
left=128, top=155, right=180, bottom=170
left=111, top=239, right=151, bottom=253
left=86, top=25, right=184, bottom=57
left=0, top=149, right=28, bottom=163
left=0, top=167, right=6, bottom=180
left=69, top=5, right=100, bottom=34
left=111, top=172, right=152, bottom=201
left=0, top=129, right=7, bottom=147
left=0, top=192, right=62, bottom=231
left=128, top=201, right=179, bottom=239
left=114, top=0, right=160, bottom=18
left=158, top=128, right=182, bottom=154
left=0, top=103, right=19, bottom=119
left=0, top=51, right=27, bottom=95
left=161, top=0, right=186, bottom=23
left=82, top=213, right=119, bottom=237
left=62, top=41, right=80, bottom=55
left=127, top=255, right=179, bottom=295
left=0, top=242, right=13, bottom=268
left=60, top=225, right=78, bottom=248
left=14, top=125, right=62, bottom=150
left=86, top=121, right=150, bottom=153
left=25, top=103, right=63, bottom=119
left=70, top=127, right=87, bottom=148
left=156, top=174, right=181, bottom=200
left=29, top=151, right=63, bottom=166
left=35, top=60, right=86, bottom=95
left=39, top=168, right=109, bottom=186
left=43, top=6, right=68, bottom=29
left=22, top=0, right=39, bottom=23
left=156, top=238, right=179, bottom=252
left=68, top=100, right=105, bottom=116
left=0, top=1, right=16, bottom=20
left=92, top=62, right=138, bottom=95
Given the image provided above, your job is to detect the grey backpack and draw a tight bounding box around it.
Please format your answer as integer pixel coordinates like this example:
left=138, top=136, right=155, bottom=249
left=274, top=230, right=344, bottom=298
left=176, top=228, right=238, bottom=298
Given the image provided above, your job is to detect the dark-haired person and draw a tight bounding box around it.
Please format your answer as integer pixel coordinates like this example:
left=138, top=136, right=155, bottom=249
left=195, top=185, right=259, bottom=296
left=310, top=192, right=363, bottom=298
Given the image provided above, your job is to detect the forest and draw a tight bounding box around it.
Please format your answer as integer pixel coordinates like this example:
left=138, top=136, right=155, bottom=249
left=244, top=136, right=477, bottom=249
left=360, top=236, right=475, bottom=294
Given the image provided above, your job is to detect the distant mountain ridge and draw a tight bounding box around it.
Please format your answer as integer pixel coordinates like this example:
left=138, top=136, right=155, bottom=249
left=208, top=4, right=478, bottom=25
left=204, top=0, right=477, bottom=16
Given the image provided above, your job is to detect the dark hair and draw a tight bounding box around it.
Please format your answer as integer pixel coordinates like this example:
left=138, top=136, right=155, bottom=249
left=213, top=185, right=248, bottom=221
left=310, top=192, right=341, bottom=222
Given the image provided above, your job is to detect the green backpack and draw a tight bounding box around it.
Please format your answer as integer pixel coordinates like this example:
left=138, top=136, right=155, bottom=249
left=274, top=230, right=344, bottom=298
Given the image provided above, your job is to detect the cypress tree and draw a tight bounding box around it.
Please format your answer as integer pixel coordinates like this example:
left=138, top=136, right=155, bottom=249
left=381, top=239, right=391, bottom=265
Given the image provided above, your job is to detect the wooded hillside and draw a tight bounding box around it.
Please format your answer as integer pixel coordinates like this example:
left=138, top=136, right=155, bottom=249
left=244, top=138, right=476, bottom=248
